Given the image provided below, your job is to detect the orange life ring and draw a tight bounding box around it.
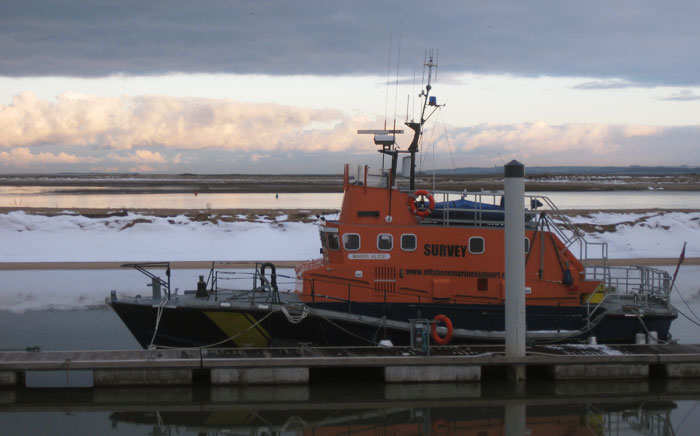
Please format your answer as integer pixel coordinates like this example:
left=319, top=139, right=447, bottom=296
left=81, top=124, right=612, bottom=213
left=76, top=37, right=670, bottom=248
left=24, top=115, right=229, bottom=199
left=432, top=419, right=451, bottom=436
left=408, top=190, right=435, bottom=217
left=431, top=314, right=453, bottom=345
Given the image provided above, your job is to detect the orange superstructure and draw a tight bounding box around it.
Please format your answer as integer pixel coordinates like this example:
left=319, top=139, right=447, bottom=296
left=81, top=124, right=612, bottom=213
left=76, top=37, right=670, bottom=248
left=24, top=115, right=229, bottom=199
left=296, top=165, right=598, bottom=308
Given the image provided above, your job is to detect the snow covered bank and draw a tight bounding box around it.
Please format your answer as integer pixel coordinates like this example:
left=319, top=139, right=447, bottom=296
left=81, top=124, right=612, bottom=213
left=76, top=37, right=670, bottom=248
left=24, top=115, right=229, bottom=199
left=563, top=211, right=699, bottom=259
left=0, top=210, right=697, bottom=262
left=0, top=211, right=327, bottom=262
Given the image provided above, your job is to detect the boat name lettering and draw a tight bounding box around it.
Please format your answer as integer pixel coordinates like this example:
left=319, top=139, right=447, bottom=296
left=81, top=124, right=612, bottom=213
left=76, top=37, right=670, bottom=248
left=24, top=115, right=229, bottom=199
left=405, top=268, right=502, bottom=278
left=423, top=243, right=468, bottom=257
left=348, top=253, right=391, bottom=260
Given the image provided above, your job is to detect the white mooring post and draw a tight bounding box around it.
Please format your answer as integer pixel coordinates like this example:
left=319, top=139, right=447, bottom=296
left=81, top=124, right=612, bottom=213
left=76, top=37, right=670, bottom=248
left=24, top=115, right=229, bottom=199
left=504, top=160, right=526, bottom=381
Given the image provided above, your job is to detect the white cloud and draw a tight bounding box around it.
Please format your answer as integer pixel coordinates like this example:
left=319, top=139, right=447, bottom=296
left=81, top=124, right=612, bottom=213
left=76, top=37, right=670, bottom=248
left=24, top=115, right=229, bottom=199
left=250, top=153, right=266, bottom=162
left=130, top=165, right=156, bottom=173
left=0, top=147, right=99, bottom=167
left=0, top=92, right=374, bottom=153
left=447, top=121, right=664, bottom=156
left=0, top=90, right=696, bottom=171
left=107, top=150, right=166, bottom=163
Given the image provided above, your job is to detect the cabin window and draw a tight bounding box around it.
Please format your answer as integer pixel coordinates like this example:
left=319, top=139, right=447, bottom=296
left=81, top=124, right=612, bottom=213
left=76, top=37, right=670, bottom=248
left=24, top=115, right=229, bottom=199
left=401, top=234, right=417, bottom=251
left=327, top=233, right=340, bottom=251
left=377, top=234, right=393, bottom=251
left=343, top=233, right=360, bottom=251
left=524, top=237, right=530, bottom=254
left=319, top=230, right=327, bottom=249
left=468, top=237, right=485, bottom=254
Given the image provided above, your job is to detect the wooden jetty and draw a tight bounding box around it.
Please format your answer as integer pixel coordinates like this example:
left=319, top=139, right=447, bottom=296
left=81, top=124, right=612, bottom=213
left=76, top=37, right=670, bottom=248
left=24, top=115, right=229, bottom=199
left=3, top=343, right=700, bottom=388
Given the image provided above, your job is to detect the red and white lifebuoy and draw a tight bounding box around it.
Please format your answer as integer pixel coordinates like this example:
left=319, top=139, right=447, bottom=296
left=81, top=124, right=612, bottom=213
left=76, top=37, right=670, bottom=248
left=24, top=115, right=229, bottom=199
left=431, top=314, right=453, bottom=345
left=408, top=189, right=435, bottom=217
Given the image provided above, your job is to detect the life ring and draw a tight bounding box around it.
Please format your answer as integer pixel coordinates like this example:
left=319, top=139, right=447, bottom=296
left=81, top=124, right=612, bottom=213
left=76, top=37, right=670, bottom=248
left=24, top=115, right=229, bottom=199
left=408, top=190, right=435, bottom=217
left=431, top=419, right=451, bottom=436
left=431, top=314, right=453, bottom=345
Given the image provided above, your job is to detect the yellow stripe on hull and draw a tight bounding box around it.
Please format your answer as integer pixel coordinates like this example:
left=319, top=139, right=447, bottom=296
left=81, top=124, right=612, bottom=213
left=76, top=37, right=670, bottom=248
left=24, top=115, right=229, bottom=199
left=204, top=311, right=270, bottom=347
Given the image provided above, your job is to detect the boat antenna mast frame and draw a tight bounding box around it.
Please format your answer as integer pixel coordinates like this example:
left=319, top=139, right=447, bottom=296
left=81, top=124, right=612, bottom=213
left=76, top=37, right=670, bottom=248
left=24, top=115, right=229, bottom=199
left=406, top=49, right=443, bottom=190
left=357, top=49, right=443, bottom=191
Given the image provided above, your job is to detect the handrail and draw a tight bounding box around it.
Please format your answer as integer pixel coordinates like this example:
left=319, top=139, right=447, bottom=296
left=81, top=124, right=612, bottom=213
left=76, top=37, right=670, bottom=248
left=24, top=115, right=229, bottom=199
left=585, top=265, right=672, bottom=324
left=120, top=262, right=171, bottom=298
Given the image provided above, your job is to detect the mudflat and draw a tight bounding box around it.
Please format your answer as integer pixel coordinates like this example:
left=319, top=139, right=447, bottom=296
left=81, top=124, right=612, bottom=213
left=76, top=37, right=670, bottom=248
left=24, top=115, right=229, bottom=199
left=1, top=173, right=699, bottom=194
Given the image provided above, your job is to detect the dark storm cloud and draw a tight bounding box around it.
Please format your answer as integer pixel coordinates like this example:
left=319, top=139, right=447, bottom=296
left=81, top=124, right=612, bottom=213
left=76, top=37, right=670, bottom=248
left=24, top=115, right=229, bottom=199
left=2, top=0, right=700, bottom=85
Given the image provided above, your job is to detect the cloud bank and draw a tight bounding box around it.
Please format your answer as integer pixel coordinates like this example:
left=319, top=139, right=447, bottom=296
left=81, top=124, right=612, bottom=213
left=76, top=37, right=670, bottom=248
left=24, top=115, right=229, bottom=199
left=1, top=92, right=698, bottom=172
left=0, top=91, right=371, bottom=153
left=3, top=0, right=700, bottom=86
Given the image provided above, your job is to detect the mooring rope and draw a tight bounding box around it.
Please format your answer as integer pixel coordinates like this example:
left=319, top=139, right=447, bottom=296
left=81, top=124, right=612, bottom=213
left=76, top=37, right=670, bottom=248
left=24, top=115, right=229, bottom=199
left=281, top=303, right=309, bottom=324
left=152, top=310, right=275, bottom=350
left=635, top=312, right=669, bottom=344
left=535, top=309, right=608, bottom=345
left=315, top=311, right=379, bottom=346
left=672, top=283, right=700, bottom=325
left=148, top=297, right=169, bottom=349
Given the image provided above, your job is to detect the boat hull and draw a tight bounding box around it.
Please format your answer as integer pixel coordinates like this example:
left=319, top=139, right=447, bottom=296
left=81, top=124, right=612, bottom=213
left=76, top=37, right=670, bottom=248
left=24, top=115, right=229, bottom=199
left=110, top=299, right=675, bottom=349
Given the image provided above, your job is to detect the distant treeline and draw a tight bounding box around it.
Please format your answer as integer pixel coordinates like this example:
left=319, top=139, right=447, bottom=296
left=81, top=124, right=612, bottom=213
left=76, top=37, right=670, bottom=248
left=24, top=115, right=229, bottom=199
left=425, top=166, right=700, bottom=176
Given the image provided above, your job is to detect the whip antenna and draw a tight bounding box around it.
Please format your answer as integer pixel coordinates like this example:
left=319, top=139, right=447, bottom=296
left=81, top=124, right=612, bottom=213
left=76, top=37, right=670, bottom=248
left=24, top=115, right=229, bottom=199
left=384, top=24, right=394, bottom=130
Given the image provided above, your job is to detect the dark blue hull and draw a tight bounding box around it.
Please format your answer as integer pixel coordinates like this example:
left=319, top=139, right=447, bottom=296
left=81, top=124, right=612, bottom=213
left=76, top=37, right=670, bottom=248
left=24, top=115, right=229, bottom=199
left=110, top=300, right=675, bottom=348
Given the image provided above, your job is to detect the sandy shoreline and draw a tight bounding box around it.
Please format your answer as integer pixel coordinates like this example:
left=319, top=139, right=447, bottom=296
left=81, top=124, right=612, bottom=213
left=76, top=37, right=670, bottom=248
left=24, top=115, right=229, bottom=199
left=0, top=258, right=695, bottom=270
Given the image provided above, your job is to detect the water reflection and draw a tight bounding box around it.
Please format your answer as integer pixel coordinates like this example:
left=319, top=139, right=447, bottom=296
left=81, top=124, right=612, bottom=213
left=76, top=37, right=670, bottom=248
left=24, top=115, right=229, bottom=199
left=2, top=381, right=699, bottom=435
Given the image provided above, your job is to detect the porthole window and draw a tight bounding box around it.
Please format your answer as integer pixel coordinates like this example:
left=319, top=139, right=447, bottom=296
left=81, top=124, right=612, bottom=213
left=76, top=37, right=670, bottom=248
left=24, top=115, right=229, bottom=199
left=400, top=234, right=417, bottom=251
left=327, top=233, right=340, bottom=251
left=377, top=234, right=393, bottom=251
left=343, top=233, right=360, bottom=251
left=468, top=237, right=485, bottom=254
left=524, top=237, right=530, bottom=254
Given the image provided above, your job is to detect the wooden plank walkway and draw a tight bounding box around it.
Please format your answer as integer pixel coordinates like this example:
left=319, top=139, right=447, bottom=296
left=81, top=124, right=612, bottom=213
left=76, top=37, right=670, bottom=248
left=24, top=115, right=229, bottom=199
left=2, top=344, right=700, bottom=387
left=2, top=344, right=700, bottom=370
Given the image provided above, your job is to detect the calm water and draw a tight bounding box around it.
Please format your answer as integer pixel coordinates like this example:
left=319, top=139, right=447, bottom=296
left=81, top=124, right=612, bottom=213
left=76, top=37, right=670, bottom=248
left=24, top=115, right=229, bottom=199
left=2, top=381, right=700, bottom=435
left=1, top=187, right=699, bottom=210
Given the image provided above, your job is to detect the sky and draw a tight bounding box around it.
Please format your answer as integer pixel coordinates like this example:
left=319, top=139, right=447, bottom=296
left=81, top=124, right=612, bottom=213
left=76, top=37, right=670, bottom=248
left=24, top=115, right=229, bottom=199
left=2, top=0, right=700, bottom=173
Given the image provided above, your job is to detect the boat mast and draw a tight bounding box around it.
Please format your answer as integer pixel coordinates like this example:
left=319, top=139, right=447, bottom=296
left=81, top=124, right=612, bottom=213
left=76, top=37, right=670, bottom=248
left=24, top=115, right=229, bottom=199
left=406, top=50, right=442, bottom=191
left=358, top=50, right=442, bottom=191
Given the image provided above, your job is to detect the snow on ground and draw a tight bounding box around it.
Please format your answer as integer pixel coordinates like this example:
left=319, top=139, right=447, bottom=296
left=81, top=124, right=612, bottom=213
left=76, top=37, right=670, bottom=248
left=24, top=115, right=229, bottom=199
left=0, top=210, right=697, bottom=262
left=562, top=211, right=700, bottom=259
left=0, top=211, right=326, bottom=262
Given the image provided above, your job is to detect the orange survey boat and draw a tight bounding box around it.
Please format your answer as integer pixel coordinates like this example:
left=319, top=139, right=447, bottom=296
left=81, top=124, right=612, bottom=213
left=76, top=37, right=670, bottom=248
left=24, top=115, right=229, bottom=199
left=110, top=54, right=676, bottom=348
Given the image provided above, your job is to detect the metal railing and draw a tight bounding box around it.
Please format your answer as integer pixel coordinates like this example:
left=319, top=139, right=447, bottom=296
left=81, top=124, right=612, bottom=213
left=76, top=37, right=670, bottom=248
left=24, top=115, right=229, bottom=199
left=416, top=190, right=583, bottom=238
left=121, top=262, right=171, bottom=298
left=203, top=262, right=282, bottom=306
left=584, top=265, right=673, bottom=323
left=415, top=190, right=598, bottom=263
left=587, top=265, right=671, bottom=296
